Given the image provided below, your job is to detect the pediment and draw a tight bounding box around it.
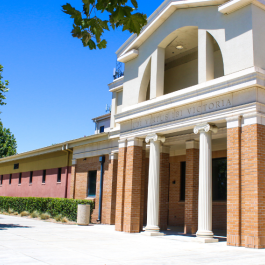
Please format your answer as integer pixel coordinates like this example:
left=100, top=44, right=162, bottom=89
left=117, top=0, right=227, bottom=62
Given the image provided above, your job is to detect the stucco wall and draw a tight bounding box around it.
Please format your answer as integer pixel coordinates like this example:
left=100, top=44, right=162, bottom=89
left=0, top=151, right=72, bottom=175
left=252, top=5, right=265, bottom=70
left=0, top=166, right=71, bottom=198
left=122, top=5, right=254, bottom=109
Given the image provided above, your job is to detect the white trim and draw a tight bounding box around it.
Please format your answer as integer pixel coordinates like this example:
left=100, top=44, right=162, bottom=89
left=116, top=67, right=265, bottom=123
left=108, top=76, right=124, bottom=92
left=117, top=49, right=139, bottom=63
left=116, top=0, right=226, bottom=58
left=186, top=140, right=199, bottom=149
left=118, top=139, right=127, bottom=148
left=226, top=115, right=242, bottom=128
left=127, top=137, right=144, bottom=147
left=119, top=103, right=260, bottom=139
left=218, top=0, right=265, bottom=14
left=109, top=152, right=118, bottom=160
left=242, top=112, right=265, bottom=126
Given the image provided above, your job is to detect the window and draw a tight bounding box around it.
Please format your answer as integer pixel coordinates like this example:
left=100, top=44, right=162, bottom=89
left=57, top=168, right=62, bottom=183
left=0, top=175, right=3, bottom=185
left=100, top=126, right=104, bottom=133
left=29, top=171, right=33, bottom=184
left=19, top=173, right=22, bottom=185
left=14, top=163, right=19, bottom=169
left=87, top=171, right=97, bottom=197
left=42, top=170, right=46, bottom=184
left=9, top=174, right=12, bottom=185
left=212, top=158, right=227, bottom=201
left=180, top=162, right=186, bottom=201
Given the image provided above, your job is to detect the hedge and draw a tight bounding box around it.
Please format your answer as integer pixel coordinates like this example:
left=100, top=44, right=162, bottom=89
left=0, top=196, right=94, bottom=222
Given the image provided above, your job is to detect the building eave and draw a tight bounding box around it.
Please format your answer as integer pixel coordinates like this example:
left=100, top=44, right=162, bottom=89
left=0, top=133, right=109, bottom=164
left=92, top=113, right=111, bottom=122
left=218, top=0, right=265, bottom=14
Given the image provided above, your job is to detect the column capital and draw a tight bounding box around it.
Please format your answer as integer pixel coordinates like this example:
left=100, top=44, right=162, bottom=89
left=109, top=152, right=118, bottom=160
left=118, top=139, right=127, bottom=148
left=194, top=123, right=218, bottom=134
left=145, top=133, right=165, bottom=144
left=226, top=115, right=242, bottom=129
left=127, top=137, right=144, bottom=147
left=186, top=140, right=199, bottom=150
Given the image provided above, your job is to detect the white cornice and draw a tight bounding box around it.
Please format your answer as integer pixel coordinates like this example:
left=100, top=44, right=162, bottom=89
left=219, top=0, right=265, bottom=14
left=117, top=49, right=139, bottom=63
left=108, top=76, right=124, bottom=92
left=115, top=67, right=265, bottom=123
left=116, top=0, right=227, bottom=59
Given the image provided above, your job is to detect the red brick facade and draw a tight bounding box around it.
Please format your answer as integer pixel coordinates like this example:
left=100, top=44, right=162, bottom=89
left=227, top=123, right=265, bottom=248
left=159, top=152, right=170, bottom=231
left=184, top=148, right=199, bottom=234
left=123, top=145, right=143, bottom=233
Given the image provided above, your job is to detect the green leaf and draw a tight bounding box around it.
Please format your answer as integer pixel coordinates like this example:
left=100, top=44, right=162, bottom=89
left=97, top=39, right=107, bottom=49
left=131, top=0, right=138, bottom=9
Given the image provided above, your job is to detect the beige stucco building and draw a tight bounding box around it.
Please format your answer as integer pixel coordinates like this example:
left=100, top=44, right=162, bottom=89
left=1, top=0, right=265, bottom=249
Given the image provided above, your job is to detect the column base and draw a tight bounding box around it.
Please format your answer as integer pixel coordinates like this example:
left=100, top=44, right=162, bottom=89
left=141, top=231, right=164, bottom=236
left=195, top=237, right=219, bottom=243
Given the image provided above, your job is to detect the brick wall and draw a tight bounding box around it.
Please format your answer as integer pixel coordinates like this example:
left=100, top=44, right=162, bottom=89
left=241, top=124, right=265, bottom=248
left=159, top=152, right=170, bottom=231
left=115, top=147, right=127, bottom=231
left=73, top=155, right=117, bottom=225
left=169, top=150, right=227, bottom=233
left=123, top=145, right=143, bottom=233
left=184, top=148, right=199, bottom=234
left=168, top=155, right=186, bottom=226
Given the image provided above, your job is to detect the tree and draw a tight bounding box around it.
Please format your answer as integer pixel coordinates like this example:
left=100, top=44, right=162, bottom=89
left=0, top=64, right=9, bottom=106
left=0, top=121, right=17, bottom=158
left=0, top=64, right=17, bottom=158
left=62, top=0, right=147, bottom=50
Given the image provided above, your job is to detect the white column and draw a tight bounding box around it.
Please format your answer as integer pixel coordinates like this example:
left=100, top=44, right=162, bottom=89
left=194, top=123, right=218, bottom=243
left=198, top=30, right=215, bottom=84
left=110, top=92, right=117, bottom=129
left=142, top=133, right=165, bottom=236
left=150, top=47, right=165, bottom=99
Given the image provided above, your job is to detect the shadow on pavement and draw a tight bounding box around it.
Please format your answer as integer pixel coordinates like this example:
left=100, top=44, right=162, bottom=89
left=0, top=223, right=32, bottom=230
left=162, top=226, right=227, bottom=242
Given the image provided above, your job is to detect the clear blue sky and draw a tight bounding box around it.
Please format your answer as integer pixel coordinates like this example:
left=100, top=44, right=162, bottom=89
left=0, top=0, right=162, bottom=154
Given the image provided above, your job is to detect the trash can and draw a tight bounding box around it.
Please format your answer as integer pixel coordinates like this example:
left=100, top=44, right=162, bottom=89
left=77, top=204, right=90, bottom=225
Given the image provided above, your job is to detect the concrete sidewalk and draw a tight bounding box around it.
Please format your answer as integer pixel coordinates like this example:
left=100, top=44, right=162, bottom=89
left=0, top=214, right=264, bottom=265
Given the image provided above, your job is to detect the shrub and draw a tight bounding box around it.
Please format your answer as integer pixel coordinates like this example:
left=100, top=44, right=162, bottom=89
left=40, top=213, right=50, bottom=220
left=30, top=210, right=39, bottom=218
left=61, top=217, right=68, bottom=223
left=20, top=211, right=29, bottom=217
left=54, top=214, right=62, bottom=222
left=8, top=208, right=14, bottom=214
left=0, top=196, right=94, bottom=221
left=13, top=212, right=18, bottom=215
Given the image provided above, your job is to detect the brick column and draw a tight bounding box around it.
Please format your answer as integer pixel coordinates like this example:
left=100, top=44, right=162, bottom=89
left=115, top=139, right=127, bottom=232
left=241, top=113, right=265, bottom=248
left=104, top=152, right=118, bottom=225
left=184, top=140, right=199, bottom=234
left=159, top=147, right=170, bottom=231
left=123, top=138, right=143, bottom=233
left=69, top=159, right=77, bottom=199
left=227, top=116, right=242, bottom=247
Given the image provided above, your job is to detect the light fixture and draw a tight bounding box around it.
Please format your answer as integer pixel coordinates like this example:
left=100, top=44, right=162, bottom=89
left=176, top=45, right=184, bottom=50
